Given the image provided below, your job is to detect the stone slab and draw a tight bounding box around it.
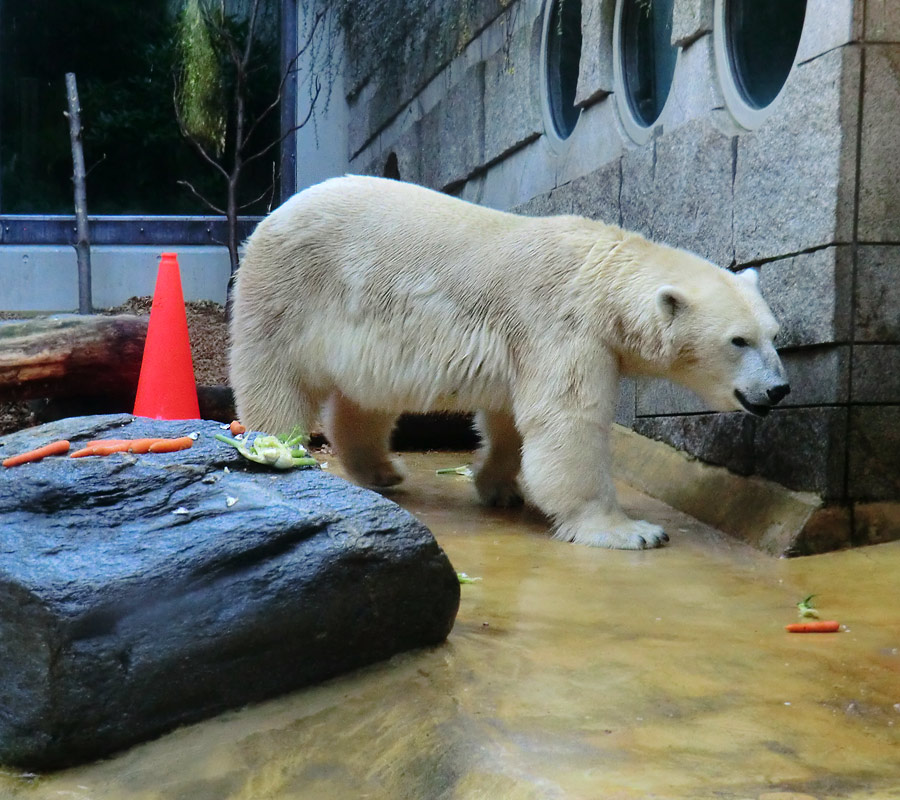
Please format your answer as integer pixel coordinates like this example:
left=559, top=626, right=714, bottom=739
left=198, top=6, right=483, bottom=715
left=795, top=0, right=858, bottom=64
left=576, top=0, right=616, bottom=106
left=557, top=157, right=622, bottom=225
left=779, top=346, right=850, bottom=406
left=665, top=32, right=723, bottom=130
left=620, top=118, right=734, bottom=267
left=420, top=62, right=486, bottom=191
left=865, top=0, right=900, bottom=42
left=671, top=0, right=712, bottom=49
left=753, top=406, right=848, bottom=499
left=633, top=413, right=756, bottom=476
left=733, top=46, right=858, bottom=262
left=855, top=245, right=900, bottom=342
left=758, top=246, right=853, bottom=348
left=554, top=96, right=625, bottom=187
left=0, top=415, right=459, bottom=769
left=633, top=346, right=848, bottom=417
left=851, top=345, right=900, bottom=403
left=634, top=406, right=848, bottom=499
left=848, top=405, right=900, bottom=501
left=483, top=13, right=543, bottom=166
left=858, top=45, right=900, bottom=242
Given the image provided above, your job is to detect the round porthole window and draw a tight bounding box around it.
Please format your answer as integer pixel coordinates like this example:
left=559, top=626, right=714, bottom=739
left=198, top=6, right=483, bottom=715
left=714, top=0, right=807, bottom=129
left=541, top=0, right=583, bottom=145
left=614, top=0, right=678, bottom=143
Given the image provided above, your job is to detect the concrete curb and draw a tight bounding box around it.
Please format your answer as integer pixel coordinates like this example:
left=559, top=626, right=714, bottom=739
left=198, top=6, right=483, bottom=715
left=611, top=424, right=823, bottom=556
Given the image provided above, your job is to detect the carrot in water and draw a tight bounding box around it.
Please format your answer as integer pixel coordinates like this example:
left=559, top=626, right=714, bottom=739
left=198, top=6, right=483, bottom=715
left=229, top=420, right=246, bottom=436
left=3, top=439, right=71, bottom=467
left=147, top=437, right=194, bottom=453
left=785, top=620, right=841, bottom=633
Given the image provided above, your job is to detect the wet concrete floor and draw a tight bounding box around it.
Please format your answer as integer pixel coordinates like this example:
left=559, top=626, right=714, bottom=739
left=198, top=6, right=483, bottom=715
left=2, top=452, right=899, bottom=799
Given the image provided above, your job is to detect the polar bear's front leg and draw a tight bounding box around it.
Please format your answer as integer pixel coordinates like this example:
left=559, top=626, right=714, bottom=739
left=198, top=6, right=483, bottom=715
left=515, top=380, right=668, bottom=550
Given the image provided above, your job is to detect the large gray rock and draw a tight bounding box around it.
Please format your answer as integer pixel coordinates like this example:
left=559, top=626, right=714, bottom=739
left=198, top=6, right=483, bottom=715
left=0, top=415, right=459, bottom=770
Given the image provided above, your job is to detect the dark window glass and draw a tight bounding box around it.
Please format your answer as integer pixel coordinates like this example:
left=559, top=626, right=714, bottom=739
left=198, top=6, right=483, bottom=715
left=546, top=0, right=582, bottom=139
left=620, top=0, right=677, bottom=128
left=726, top=0, right=807, bottom=109
left=0, top=0, right=281, bottom=215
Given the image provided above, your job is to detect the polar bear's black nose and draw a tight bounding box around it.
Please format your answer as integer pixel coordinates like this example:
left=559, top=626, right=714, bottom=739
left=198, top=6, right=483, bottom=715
left=767, top=384, right=791, bottom=404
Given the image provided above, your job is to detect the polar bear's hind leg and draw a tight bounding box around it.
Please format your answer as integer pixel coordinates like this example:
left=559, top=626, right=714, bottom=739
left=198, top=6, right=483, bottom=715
left=473, top=410, right=524, bottom=508
left=323, top=393, right=406, bottom=488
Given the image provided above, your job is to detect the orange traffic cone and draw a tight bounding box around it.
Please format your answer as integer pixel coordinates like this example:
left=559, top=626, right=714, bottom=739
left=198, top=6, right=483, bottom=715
left=132, top=252, right=201, bottom=420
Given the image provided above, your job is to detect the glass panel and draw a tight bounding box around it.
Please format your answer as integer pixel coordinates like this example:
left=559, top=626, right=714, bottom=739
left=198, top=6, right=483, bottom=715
left=621, top=0, right=677, bottom=128
left=726, top=0, right=807, bottom=109
left=547, top=0, right=583, bottom=139
left=0, top=0, right=282, bottom=215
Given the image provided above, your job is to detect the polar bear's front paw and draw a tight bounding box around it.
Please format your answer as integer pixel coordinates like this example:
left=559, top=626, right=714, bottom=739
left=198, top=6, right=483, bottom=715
left=553, top=514, right=669, bottom=550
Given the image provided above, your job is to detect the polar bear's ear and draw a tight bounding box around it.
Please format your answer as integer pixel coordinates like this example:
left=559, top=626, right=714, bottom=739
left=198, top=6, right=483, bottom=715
left=656, top=286, right=689, bottom=320
left=737, top=268, right=759, bottom=287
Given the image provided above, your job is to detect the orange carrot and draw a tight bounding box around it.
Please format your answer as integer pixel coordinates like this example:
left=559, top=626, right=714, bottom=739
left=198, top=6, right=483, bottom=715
left=3, top=439, right=71, bottom=467
left=126, top=438, right=167, bottom=454
left=147, top=436, right=194, bottom=453
left=785, top=620, right=841, bottom=633
left=93, top=442, right=134, bottom=455
left=229, top=420, right=246, bottom=436
left=83, top=439, right=131, bottom=448
left=69, top=446, right=96, bottom=458
left=71, top=437, right=188, bottom=458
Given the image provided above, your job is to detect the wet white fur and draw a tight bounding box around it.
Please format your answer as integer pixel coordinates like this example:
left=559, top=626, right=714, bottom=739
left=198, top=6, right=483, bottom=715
left=230, top=176, right=786, bottom=549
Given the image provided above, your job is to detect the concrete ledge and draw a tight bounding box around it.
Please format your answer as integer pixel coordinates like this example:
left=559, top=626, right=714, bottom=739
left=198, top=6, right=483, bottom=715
left=612, top=424, right=822, bottom=556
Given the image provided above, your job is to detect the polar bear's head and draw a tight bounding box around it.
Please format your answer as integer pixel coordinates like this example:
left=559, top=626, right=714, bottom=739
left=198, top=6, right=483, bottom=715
left=656, top=268, right=790, bottom=417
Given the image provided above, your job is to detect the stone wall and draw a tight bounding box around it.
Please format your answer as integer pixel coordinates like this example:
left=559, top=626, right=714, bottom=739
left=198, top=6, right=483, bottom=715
left=322, top=0, right=899, bottom=541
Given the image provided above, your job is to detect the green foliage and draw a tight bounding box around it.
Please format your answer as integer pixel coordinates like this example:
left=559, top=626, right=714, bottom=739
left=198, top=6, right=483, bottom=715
left=177, top=0, right=226, bottom=157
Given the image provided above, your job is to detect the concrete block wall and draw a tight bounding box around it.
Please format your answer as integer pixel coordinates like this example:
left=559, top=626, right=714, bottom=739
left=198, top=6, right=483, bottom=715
left=324, top=0, right=898, bottom=541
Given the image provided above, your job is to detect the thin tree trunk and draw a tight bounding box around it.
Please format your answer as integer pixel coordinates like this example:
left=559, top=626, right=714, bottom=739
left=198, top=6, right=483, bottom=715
left=65, top=73, right=93, bottom=315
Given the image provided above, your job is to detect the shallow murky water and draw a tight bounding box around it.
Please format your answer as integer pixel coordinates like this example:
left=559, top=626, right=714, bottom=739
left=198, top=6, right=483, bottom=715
left=3, top=453, right=899, bottom=799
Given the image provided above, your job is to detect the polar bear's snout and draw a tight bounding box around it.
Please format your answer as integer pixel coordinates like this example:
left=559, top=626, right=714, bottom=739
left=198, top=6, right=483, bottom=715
left=732, top=344, right=790, bottom=417
left=767, top=383, right=791, bottom=404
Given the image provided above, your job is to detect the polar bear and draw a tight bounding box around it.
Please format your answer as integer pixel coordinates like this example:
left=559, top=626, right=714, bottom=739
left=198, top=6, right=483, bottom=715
left=230, top=176, right=789, bottom=549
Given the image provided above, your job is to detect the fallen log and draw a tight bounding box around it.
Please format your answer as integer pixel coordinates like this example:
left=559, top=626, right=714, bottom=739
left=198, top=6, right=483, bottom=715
left=0, top=315, right=148, bottom=402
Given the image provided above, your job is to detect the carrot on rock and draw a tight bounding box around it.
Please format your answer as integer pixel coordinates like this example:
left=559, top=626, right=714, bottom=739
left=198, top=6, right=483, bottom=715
left=3, top=439, right=71, bottom=467
left=147, top=437, right=194, bottom=453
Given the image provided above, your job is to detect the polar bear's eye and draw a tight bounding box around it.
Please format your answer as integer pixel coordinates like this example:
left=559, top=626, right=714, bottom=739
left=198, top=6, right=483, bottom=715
left=731, top=337, right=750, bottom=348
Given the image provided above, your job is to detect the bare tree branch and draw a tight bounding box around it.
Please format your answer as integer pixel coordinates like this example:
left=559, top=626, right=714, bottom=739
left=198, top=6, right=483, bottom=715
left=241, top=8, right=325, bottom=151
left=177, top=179, right=226, bottom=215
left=238, top=171, right=275, bottom=210
left=241, top=0, right=262, bottom=70
left=242, top=76, right=321, bottom=169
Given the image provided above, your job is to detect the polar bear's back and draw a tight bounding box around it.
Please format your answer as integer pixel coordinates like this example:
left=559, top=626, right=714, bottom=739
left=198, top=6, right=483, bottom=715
left=243, top=176, right=594, bottom=295
left=231, top=176, right=603, bottom=414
